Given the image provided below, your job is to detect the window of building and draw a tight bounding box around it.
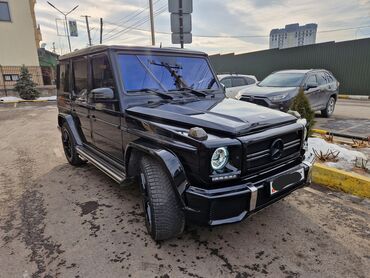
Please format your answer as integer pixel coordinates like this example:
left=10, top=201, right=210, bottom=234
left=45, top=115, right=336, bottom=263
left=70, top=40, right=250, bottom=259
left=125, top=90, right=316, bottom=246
left=3, top=74, right=19, bottom=81
left=0, top=2, right=11, bottom=22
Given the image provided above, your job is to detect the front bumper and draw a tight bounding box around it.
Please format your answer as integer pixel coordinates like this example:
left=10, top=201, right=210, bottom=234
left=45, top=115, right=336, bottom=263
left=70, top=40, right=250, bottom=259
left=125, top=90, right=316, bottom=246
left=184, top=154, right=315, bottom=226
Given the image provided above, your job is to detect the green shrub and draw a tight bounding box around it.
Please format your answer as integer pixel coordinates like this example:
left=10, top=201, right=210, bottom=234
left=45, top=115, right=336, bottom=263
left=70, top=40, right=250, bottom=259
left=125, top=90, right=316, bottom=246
left=14, top=65, right=40, bottom=100
left=290, top=88, right=316, bottom=134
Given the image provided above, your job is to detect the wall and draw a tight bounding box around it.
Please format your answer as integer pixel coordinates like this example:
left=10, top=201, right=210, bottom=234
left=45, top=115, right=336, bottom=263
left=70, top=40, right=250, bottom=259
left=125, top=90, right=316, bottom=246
left=0, top=0, right=40, bottom=66
left=210, top=38, right=370, bottom=95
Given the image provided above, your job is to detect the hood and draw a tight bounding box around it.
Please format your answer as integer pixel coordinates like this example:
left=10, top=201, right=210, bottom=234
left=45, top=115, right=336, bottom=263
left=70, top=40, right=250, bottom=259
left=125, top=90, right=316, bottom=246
left=126, top=98, right=296, bottom=137
left=239, top=84, right=298, bottom=97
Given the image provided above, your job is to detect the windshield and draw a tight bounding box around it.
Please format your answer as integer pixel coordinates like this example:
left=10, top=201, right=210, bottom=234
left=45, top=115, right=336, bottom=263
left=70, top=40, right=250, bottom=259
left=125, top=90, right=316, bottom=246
left=118, top=54, right=219, bottom=93
left=259, top=72, right=305, bottom=87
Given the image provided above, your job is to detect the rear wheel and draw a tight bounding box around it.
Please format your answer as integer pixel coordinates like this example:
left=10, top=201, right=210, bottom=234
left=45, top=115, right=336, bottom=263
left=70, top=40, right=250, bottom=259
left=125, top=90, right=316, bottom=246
left=321, top=96, right=336, bottom=118
left=61, top=123, right=86, bottom=166
left=139, top=155, right=185, bottom=241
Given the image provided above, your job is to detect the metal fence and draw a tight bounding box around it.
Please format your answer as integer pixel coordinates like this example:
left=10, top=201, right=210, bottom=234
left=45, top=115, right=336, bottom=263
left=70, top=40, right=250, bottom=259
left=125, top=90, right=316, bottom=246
left=209, top=38, right=370, bottom=95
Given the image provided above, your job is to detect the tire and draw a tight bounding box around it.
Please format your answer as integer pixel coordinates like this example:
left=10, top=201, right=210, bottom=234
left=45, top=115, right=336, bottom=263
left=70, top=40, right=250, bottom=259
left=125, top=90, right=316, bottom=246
left=61, top=122, right=86, bottom=166
left=321, top=96, right=336, bottom=118
left=139, top=155, right=185, bottom=241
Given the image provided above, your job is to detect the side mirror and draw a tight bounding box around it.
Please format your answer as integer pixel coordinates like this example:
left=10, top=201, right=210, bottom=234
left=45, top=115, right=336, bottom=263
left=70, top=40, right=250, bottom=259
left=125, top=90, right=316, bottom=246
left=305, top=82, right=318, bottom=90
left=91, top=88, right=114, bottom=101
left=220, top=83, right=226, bottom=92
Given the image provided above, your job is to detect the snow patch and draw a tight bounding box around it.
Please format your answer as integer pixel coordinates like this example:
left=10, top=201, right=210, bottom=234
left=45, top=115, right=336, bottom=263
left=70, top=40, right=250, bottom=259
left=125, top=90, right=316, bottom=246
left=0, top=96, right=56, bottom=103
left=308, top=138, right=368, bottom=172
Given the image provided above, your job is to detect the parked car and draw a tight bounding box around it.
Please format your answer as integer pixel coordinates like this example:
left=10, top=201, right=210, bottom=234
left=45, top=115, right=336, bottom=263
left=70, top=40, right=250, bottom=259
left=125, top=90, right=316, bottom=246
left=57, top=45, right=314, bottom=241
left=236, top=69, right=339, bottom=117
left=218, top=74, right=258, bottom=98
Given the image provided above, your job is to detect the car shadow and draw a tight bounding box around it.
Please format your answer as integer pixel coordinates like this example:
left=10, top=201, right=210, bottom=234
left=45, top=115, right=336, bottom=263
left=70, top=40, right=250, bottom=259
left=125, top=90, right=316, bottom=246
left=22, top=162, right=368, bottom=278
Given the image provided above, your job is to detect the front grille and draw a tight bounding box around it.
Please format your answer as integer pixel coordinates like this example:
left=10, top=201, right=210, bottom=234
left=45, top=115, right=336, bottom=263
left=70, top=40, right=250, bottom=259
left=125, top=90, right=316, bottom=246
left=243, top=129, right=303, bottom=175
left=240, top=96, right=269, bottom=107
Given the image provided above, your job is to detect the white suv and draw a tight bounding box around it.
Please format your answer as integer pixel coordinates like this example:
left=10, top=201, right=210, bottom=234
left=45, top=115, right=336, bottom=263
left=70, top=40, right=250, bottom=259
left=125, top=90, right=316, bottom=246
left=218, top=74, right=258, bottom=98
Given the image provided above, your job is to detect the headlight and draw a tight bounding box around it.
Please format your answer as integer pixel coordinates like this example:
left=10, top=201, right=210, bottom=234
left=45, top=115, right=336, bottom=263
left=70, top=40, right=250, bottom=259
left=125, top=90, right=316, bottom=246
left=269, top=93, right=288, bottom=102
left=297, top=118, right=308, bottom=139
left=211, top=147, right=229, bottom=170
left=235, top=92, right=242, bottom=99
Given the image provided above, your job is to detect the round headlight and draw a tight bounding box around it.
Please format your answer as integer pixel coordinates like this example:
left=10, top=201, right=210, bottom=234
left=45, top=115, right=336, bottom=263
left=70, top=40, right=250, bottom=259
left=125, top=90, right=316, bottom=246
left=211, top=147, right=229, bottom=170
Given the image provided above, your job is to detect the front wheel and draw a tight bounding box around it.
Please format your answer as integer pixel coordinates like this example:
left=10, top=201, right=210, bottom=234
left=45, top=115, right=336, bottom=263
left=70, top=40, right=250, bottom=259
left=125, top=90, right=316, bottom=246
left=139, top=155, right=185, bottom=241
left=321, top=96, right=336, bottom=118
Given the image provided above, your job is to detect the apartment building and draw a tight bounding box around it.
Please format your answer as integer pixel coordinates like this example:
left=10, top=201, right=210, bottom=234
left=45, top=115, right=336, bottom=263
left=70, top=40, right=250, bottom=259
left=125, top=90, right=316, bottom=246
left=0, top=0, right=43, bottom=93
left=270, top=23, right=318, bottom=49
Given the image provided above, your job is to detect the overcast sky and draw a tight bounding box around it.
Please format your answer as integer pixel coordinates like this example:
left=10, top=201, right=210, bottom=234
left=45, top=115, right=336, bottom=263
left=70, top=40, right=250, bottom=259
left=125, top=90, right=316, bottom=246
left=35, top=0, right=370, bottom=55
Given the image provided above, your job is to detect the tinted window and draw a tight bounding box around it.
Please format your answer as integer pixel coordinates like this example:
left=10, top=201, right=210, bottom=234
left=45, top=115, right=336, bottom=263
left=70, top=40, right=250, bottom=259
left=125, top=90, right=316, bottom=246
left=59, top=62, right=70, bottom=93
left=233, top=77, right=247, bottom=87
left=0, top=2, right=11, bottom=22
left=118, top=54, right=219, bottom=92
left=91, top=55, right=118, bottom=111
left=220, top=77, right=232, bottom=88
left=259, top=72, right=305, bottom=87
left=316, top=73, right=327, bottom=85
left=245, top=77, right=256, bottom=85
left=91, top=55, right=115, bottom=90
left=72, top=58, right=88, bottom=97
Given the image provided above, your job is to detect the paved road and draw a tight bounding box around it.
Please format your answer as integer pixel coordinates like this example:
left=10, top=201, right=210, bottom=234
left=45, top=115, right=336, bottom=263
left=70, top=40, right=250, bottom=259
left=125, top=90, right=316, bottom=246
left=315, top=99, right=370, bottom=137
left=0, top=105, right=369, bottom=278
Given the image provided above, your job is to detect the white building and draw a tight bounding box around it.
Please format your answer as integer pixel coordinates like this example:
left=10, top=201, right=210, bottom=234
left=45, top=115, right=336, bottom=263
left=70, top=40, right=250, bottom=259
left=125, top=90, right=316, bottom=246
left=269, top=23, right=317, bottom=49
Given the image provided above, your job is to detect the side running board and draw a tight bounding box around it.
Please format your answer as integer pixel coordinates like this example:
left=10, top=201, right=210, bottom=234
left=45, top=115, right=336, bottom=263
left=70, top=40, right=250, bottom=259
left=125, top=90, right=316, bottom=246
left=76, top=146, right=126, bottom=184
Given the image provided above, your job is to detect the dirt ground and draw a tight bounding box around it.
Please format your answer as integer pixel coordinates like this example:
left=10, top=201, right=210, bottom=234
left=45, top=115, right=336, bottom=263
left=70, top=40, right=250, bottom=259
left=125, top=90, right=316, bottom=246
left=0, top=104, right=369, bottom=278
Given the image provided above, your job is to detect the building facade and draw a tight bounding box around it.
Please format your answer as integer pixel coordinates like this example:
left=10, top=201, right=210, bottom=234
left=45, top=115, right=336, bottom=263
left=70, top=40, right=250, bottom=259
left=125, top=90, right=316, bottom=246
left=0, top=0, right=43, bottom=93
left=270, top=23, right=317, bottom=49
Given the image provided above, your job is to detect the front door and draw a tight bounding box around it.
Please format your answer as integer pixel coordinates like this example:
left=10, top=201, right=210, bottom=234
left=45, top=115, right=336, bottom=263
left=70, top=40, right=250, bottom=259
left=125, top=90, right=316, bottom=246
left=89, top=54, right=123, bottom=161
left=71, top=57, right=93, bottom=144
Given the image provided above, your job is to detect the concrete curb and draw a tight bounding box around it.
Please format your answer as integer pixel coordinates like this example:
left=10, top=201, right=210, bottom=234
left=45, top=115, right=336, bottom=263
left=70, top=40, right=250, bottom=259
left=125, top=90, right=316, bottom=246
left=312, top=163, right=370, bottom=198
left=338, top=95, right=370, bottom=100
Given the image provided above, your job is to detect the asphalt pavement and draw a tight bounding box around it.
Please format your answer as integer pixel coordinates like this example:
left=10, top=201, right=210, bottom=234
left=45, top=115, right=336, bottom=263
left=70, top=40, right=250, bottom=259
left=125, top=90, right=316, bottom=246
left=315, top=99, right=370, bottom=137
left=0, top=104, right=369, bottom=278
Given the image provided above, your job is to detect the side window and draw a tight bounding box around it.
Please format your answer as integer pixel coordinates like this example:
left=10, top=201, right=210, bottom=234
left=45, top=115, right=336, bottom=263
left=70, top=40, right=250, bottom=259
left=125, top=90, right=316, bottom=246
left=305, top=75, right=317, bottom=85
left=59, top=62, right=70, bottom=93
left=245, top=77, right=256, bottom=85
left=91, top=55, right=115, bottom=91
left=220, top=77, right=232, bottom=88
left=91, top=55, right=118, bottom=111
left=72, top=58, right=88, bottom=100
left=233, top=77, right=247, bottom=87
left=316, top=73, right=327, bottom=85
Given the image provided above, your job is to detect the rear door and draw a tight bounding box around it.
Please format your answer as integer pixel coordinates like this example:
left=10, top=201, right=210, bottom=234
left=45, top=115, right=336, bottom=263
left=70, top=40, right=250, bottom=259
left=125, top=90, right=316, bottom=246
left=71, top=57, right=93, bottom=144
left=89, top=54, right=123, bottom=161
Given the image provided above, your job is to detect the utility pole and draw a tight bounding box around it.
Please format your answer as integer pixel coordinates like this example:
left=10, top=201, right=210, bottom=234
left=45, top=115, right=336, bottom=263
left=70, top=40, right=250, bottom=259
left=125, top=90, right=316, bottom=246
left=100, top=18, right=103, bottom=44
left=47, top=2, right=79, bottom=52
left=81, top=15, right=92, bottom=46
left=149, top=0, right=155, bottom=45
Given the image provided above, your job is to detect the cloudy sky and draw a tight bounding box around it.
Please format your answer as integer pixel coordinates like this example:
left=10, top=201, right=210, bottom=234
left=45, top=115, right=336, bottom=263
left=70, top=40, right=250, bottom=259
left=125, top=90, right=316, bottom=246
left=35, top=0, right=370, bottom=55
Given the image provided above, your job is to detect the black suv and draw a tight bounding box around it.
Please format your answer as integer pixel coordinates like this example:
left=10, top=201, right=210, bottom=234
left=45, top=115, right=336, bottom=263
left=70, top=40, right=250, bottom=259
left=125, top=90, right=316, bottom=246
left=237, top=69, right=339, bottom=117
left=57, top=45, right=314, bottom=240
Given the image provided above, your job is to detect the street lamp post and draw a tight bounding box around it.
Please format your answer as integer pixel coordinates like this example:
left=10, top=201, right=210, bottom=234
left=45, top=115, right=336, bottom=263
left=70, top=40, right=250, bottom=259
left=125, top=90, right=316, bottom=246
left=47, top=2, right=79, bottom=52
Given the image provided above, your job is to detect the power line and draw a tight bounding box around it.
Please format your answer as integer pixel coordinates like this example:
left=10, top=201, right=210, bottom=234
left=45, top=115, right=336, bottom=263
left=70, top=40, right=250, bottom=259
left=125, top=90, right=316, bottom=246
left=104, top=0, right=163, bottom=38
left=104, top=5, right=167, bottom=42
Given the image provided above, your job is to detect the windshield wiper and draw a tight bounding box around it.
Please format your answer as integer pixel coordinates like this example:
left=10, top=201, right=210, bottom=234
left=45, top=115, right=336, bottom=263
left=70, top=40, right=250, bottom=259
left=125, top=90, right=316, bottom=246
left=177, top=87, right=208, bottom=97
left=128, top=88, right=174, bottom=100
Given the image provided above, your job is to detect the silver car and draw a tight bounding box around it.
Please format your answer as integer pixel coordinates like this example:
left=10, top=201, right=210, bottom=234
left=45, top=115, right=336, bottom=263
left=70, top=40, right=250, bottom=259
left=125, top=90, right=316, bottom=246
left=236, top=69, right=339, bottom=118
left=218, top=74, right=258, bottom=98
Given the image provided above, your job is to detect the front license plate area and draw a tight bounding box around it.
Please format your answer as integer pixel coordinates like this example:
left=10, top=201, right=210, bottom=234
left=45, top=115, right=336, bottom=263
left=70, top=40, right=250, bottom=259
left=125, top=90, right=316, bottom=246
left=270, top=168, right=305, bottom=195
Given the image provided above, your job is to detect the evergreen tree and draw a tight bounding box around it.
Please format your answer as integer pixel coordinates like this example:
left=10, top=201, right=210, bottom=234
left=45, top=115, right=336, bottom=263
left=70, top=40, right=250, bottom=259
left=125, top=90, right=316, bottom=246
left=290, top=88, right=316, bottom=134
left=14, top=65, right=40, bottom=100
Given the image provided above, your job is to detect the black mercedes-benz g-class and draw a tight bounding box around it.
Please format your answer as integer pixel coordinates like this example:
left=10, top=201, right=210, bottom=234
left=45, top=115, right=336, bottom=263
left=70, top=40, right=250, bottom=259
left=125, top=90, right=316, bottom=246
left=57, top=45, right=314, bottom=240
